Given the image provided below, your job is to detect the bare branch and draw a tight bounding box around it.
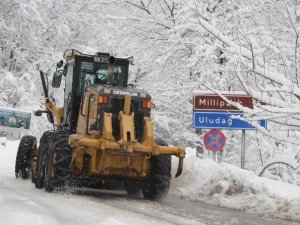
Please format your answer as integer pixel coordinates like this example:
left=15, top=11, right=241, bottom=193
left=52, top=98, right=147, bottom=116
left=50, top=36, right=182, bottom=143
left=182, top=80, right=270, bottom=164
left=125, top=1, right=151, bottom=14
left=163, top=0, right=175, bottom=17
left=259, top=161, right=298, bottom=176
left=281, top=0, right=300, bottom=85
left=235, top=70, right=298, bottom=108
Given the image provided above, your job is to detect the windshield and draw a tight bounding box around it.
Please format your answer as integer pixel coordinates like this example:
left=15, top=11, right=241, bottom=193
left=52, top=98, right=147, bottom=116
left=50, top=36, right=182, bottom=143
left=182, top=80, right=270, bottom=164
left=78, top=62, right=127, bottom=95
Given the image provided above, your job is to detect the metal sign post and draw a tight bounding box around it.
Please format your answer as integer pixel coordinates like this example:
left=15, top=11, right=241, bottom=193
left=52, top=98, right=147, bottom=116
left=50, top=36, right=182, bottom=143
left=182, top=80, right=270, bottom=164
left=195, top=129, right=204, bottom=158
left=213, top=152, right=218, bottom=163
left=241, top=130, right=246, bottom=169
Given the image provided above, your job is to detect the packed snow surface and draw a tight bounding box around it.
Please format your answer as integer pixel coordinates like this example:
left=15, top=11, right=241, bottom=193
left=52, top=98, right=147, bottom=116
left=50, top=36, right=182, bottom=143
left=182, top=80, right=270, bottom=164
left=1, top=140, right=206, bottom=225
left=0, top=140, right=299, bottom=224
left=171, top=148, right=300, bottom=221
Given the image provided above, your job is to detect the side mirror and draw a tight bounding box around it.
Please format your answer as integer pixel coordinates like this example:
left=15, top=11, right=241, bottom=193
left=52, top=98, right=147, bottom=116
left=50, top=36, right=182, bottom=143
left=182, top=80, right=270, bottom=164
left=57, top=60, right=64, bottom=68
left=108, top=55, right=116, bottom=64
left=52, top=71, right=63, bottom=88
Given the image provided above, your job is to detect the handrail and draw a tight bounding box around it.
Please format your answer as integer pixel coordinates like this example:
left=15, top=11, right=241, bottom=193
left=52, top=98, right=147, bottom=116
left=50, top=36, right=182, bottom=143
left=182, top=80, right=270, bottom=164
left=85, top=94, right=94, bottom=135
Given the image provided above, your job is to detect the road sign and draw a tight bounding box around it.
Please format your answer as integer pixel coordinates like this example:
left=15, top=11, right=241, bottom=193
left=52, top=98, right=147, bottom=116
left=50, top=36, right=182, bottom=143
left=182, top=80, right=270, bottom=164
left=194, top=93, right=253, bottom=111
left=203, top=129, right=226, bottom=152
left=0, top=107, right=31, bottom=132
left=193, top=111, right=267, bottom=130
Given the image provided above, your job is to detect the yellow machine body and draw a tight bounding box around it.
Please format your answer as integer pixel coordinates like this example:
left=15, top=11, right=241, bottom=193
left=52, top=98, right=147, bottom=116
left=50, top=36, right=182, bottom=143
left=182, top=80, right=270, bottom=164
left=65, top=87, right=185, bottom=179
left=15, top=50, right=185, bottom=200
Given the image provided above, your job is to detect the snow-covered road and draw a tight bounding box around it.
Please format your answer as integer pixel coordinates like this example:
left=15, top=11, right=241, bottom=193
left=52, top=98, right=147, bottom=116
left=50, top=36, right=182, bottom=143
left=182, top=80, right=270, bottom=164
left=0, top=177, right=202, bottom=225
left=0, top=140, right=299, bottom=225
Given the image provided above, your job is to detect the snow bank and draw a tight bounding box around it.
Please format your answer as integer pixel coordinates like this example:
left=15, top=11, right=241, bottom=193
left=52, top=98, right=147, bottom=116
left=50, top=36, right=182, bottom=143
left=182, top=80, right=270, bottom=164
left=1, top=140, right=187, bottom=225
left=171, top=148, right=300, bottom=221
left=3, top=140, right=300, bottom=221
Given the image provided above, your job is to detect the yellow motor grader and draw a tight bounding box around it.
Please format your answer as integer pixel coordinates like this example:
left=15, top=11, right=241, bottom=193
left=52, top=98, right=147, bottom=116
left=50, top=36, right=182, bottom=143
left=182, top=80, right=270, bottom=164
left=15, top=50, right=185, bottom=200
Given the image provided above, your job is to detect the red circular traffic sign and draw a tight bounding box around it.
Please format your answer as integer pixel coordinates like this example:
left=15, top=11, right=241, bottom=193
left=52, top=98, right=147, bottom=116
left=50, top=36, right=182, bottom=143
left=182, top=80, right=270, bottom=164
left=203, top=129, right=226, bottom=152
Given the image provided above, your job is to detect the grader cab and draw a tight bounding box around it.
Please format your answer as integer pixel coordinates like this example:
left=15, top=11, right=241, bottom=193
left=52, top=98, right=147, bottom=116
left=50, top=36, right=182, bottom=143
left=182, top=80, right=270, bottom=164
left=15, top=50, right=185, bottom=200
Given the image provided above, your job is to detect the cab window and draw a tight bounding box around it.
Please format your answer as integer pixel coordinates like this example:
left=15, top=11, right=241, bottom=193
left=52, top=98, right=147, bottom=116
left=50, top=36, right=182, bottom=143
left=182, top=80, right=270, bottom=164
left=78, top=62, right=127, bottom=95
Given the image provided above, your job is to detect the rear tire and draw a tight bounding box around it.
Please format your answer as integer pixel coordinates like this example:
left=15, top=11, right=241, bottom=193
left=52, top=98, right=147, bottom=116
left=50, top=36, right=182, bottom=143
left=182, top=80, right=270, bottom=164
left=34, top=131, right=53, bottom=189
left=15, top=135, right=37, bottom=179
left=44, top=131, right=72, bottom=192
left=142, top=139, right=171, bottom=201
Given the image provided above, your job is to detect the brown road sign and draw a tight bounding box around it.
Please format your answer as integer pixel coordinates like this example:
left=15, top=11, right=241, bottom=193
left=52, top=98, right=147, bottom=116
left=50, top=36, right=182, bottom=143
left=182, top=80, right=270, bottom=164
left=194, top=93, right=253, bottom=111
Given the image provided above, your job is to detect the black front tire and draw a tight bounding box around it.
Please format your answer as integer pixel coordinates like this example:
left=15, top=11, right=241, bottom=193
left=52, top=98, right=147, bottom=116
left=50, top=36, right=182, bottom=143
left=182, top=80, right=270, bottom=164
left=15, top=135, right=37, bottom=179
left=44, top=132, right=72, bottom=192
left=34, top=131, right=53, bottom=189
left=142, top=154, right=171, bottom=201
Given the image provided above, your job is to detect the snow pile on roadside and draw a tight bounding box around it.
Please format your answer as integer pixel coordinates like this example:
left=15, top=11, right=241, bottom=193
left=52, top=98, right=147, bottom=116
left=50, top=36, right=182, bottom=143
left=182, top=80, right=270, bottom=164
left=171, top=148, right=300, bottom=221
left=4, top=139, right=300, bottom=221
left=1, top=141, right=201, bottom=225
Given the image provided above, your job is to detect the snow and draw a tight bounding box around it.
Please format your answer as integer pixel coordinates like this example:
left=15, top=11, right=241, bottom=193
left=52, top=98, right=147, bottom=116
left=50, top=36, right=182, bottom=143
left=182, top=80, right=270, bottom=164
left=257, top=155, right=299, bottom=175
left=0, top=141, right=201, bottom=225
left=171, top=147, right=300, bottom=221
left=1, top=141, right=300, bottom=223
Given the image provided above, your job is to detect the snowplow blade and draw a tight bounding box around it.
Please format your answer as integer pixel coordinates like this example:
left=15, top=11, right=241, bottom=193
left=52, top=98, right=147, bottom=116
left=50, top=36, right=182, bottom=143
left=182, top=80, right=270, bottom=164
left=175, top=157, right=184, bottom=177
left=69, top=135, right=185, bottom=178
